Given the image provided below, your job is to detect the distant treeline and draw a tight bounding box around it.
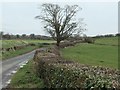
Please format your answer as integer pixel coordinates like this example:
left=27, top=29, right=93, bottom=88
left=92, top=33, right=120, bottom=38
left=0, top=32, right=119, bottom=40
left=0, top=32, right=52, bottom=40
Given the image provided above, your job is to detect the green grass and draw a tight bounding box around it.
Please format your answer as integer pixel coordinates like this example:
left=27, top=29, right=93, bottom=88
left=9, top=37, right=118, bottom=88
left=1, top=39, right=55, bottom=60
left=95, top=36, right=118, bottom=45
left=26, top=39, right=55, bottom=44
left=10, top=60, right=45, bottom=88
left=2, top=45, right=38, bottom=60
left=61, top=43, right=118, bottom=69
left=1, top=40, right=28, bottom=49
left=1, top=39, right=55, bottom=49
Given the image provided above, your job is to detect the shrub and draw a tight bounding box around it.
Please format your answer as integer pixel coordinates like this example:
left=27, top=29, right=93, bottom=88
left=59, top=41, right=75, bottom=48
left=33, top=47, right=120, bottom=89
left=29, top=43, right=36, bottom=46
left=38, top=43, right=44, bottom=48
left=84, top=37, right=95, bottom=44
left=42, top=43, right=50, bottom=45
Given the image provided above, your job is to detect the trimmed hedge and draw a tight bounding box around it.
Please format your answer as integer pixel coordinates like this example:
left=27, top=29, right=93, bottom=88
left=59, top=40, right=83, bottom=48
left=33, top=47, right=120, bottom=89
left=84, top=37, right=95, bottom=44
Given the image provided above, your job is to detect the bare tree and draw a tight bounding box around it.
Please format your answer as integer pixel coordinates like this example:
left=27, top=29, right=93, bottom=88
left=35, top=3, right=85, bottom=46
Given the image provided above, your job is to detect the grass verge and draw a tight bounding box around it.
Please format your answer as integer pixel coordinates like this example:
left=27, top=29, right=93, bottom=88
left=9, top=60, right=45, bottom=88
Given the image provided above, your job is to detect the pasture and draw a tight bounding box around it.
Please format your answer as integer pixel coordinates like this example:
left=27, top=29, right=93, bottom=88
left=1, top=40, right=55, bottom=49
left=61, top=37, right=118, bottom=69
left=1, top=40, right=55, bottom=60
left=8, top=36, right=119, bottom=88
left=95, top=36, right=118, bottom=46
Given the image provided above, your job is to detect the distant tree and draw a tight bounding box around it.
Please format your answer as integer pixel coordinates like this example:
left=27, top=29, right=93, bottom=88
left=116, top=33, right=120, bottom=36
left=0, top=31, right=4, bottom=36
left=30, top=34, right=35, bottom=39
left=16, top=34, right=20, bottom=39
left=3, top=33, right=11, bottom=39
left=22, top=34, right=27, bottom=39
left=0, top=31, right=4, bottom=39
left=104, top=34, right=114, bottom=37
left=36, top=3, right=85, bottom=46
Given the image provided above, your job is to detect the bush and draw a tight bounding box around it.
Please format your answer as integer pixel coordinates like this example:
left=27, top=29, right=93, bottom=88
left=29, top=43, right=36, bottom=46
left=59, top=40, right=84, bottom=48
left=33, top=47, right=120, bottom=89
left=38, top=43, right=44, bottom=48
left=84, top=37, right=95, bottom=44
left=42, top=43, right=50, bottom=45
left=59, top=41, right=75, bottom=48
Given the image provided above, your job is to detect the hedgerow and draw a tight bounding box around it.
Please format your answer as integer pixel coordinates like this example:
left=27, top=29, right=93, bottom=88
left=33, top=46, right=120, bottom=89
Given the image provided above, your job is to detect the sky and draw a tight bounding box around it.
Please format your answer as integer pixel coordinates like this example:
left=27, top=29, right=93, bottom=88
left=0, top=1, right=118, bottom=36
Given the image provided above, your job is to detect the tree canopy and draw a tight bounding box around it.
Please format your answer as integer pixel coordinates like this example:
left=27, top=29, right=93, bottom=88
left=36, top=3, right=86, bottom=46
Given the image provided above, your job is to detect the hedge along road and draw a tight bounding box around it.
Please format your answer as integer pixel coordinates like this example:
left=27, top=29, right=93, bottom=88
left=0, top=49, right=39, bottom=89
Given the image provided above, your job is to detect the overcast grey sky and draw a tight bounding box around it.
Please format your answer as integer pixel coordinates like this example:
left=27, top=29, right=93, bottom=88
left=0, top=1, right=118, bottom=36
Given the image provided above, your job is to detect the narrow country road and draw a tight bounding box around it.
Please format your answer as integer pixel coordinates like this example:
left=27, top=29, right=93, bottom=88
left=0, top=50, right=37, bottom=89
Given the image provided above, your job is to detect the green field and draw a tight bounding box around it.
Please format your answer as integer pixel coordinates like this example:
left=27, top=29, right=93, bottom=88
left=9, top=60, right=44, bottom=88
left=95, top=36, right=118, bottom=46
left=1, top=40, right=55, bottom=49
left=9, top=37, right=119, bottom=88
left=2, top=45, right=38, bottom=60
left=61, top=37, right=118, bottom=69
left=1, top=40, right=55, bottom=60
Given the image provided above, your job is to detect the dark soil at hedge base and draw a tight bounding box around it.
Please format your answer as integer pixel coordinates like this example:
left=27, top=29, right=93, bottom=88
left=33, top=46, right=120, bottom=89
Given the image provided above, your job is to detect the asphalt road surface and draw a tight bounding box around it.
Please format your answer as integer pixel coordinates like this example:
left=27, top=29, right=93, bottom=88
left=0, top=50, right=36, bottom=89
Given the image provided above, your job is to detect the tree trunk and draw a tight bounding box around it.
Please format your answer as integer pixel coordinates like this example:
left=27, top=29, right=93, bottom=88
left=56, top=40, right=60, bottom=47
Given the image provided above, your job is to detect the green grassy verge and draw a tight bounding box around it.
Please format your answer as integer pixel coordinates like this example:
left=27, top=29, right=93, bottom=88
left=9, top=60, right=45, bottom=88
left=2, top=45, right=38, bottom=60
left=61, top=43, right=118, bottom=69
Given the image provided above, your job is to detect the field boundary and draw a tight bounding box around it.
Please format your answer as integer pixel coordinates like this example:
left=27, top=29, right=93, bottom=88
left=33, top=46, right=119, bottom=89
left=94, top=43, right=118, bottom=46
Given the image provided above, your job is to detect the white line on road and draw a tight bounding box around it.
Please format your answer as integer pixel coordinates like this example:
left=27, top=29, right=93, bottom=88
left=11, top=70, right=17, bottom=74
left=20, top=65, right=23, bottom=68
left=6, top=79, right=11, bottom=84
